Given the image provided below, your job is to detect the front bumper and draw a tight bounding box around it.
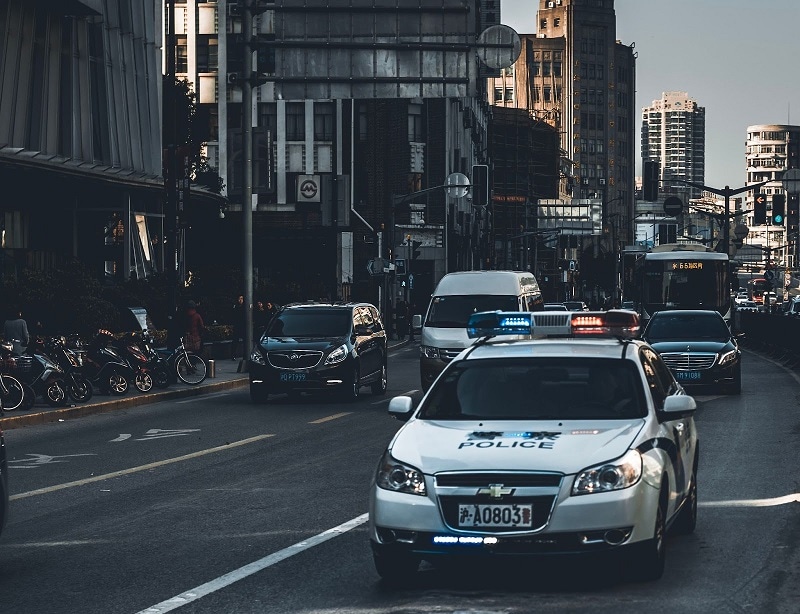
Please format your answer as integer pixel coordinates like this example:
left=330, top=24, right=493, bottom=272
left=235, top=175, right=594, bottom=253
left=249, top=358, right=354, bottom=393
left=369, top=474, right=660, bottom=559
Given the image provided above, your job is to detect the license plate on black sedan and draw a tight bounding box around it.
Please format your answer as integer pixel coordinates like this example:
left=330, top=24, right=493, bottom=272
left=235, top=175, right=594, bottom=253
left=279, top=372, right=307, bottom=382
left=675, top=371, right=702, bottom=381
left=458, top=503, right=533, bottom=528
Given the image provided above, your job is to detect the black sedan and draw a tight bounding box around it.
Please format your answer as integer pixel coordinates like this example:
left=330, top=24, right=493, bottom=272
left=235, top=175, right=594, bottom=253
left=642, top=309, right=742, bottom=395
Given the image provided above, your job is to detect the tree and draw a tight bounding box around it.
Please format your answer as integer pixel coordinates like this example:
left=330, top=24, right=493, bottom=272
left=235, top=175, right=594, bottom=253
left=162, top=76, right=224, bottom=194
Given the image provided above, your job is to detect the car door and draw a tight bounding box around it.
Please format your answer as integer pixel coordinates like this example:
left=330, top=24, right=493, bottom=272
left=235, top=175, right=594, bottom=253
left=641, top=347, right=695, bottom=507
left=357, top=306, right=381, bottom=378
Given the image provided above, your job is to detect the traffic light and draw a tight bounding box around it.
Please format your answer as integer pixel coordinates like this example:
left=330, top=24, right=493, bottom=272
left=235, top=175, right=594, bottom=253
left=643, top=160, right=660, bottom=201
left=411, top=240, right=422, bottom=259
left=772, top=193, right=785, bottom=225
left=472, top=164, right=489, bottom=207
left=753, top=194, right=767, bottom=225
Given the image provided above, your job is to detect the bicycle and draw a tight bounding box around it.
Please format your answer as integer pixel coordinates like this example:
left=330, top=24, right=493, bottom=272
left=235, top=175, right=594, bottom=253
left=0, top=341, right=34, bottom=411
left=155, top=336, right=208, bottom=385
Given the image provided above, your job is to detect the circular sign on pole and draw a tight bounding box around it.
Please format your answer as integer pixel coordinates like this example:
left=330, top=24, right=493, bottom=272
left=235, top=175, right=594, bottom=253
left=445, top=172, right=470, bottom=198
left=781, top=168, right=800, bottom=194
left=477, top=25, right=522, bottom=70
left=663, top=196, right=683, bottom=216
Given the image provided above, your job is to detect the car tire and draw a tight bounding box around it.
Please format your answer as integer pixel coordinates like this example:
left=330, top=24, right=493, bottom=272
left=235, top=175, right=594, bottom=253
left=371, top=362, right=388, bottom=395
left=373, top=551, right=419, bottom=583
left=628, top=485, right=667, bottom=582
left=341, top=366, right=360, bottom=401
left=672, top=465, right=698, bottom=535
left=250, top=383, right=269, bottom=404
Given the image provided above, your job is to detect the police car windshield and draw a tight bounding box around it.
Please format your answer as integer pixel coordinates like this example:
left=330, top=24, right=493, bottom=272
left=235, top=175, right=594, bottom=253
left=266, top=309, right=351, bottom=337
left=426, top=295, right=519, bottom=328
left=419, top=358, right=646, bottom=420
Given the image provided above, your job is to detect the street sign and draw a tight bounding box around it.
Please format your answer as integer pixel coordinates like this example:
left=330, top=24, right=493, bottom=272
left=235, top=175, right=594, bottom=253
left=663, top=196, right=683, bottom=216
left=781, top=168, right=800, bottom=194
left=367, top=258, right=385, bottom=276
left=445, top=172, right=469, bottom=198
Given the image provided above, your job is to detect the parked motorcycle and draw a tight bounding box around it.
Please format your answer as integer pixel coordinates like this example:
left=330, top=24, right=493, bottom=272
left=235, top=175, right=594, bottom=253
left=16, top=337, right=69, bottom=407
left=42, top=336, right=94, bottom=403
left=82, top=330, right=132, bottom=396
left=111, top=332, right=155, bottom=393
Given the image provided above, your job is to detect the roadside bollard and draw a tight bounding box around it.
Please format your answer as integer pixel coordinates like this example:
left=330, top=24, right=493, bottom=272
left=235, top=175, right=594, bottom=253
left=208, top=359, right=216, bottom=378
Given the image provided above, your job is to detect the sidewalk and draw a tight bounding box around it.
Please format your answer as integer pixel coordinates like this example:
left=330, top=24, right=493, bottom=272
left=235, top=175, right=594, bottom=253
left=0, top=339, right=412, bottom=430
left=0, top=357, right=248, bottom=430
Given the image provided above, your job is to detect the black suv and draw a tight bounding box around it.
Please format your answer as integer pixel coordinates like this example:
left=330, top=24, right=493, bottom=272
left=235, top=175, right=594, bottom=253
left=248, top=302, right=388, bottom=403
left=642, top=309, right=742, bottom=395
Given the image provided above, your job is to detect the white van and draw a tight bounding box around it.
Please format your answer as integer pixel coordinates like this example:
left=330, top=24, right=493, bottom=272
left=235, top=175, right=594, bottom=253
left=414, top=270, right=543, bottom=391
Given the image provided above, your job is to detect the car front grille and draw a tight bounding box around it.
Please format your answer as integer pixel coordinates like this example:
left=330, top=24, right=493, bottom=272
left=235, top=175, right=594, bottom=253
left=660, top=352, right=717, bottom=370
left=436, top=472, right=562, bottom=488
left=267, top=350, right=323, bottom=369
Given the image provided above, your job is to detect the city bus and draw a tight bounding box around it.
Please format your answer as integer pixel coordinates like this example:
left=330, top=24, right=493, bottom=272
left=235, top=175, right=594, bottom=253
left=746, top=277, right=771, bottom=305
left=633, top=243, right=731, bottom=322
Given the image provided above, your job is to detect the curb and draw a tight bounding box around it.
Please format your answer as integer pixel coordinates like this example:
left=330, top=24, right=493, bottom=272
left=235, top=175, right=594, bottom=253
left=0, top=377, right=249, bottom=430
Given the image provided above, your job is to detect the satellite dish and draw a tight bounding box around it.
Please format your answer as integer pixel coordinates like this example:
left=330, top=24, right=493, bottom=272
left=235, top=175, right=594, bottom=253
left=477, top=25, right=522, bottom=70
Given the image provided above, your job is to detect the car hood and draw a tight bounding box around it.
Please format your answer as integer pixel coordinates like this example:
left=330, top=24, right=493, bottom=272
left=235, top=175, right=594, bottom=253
left=390, top=419, right=645, bottom=474
left=260, top=336, right=347, bottom=351
left=645, top=340, right=731, bottom=353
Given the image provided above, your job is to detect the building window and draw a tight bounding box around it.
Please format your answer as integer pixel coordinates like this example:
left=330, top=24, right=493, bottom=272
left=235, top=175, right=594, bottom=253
left=542, top=62, right=551, bottom=77
left=408, top=104, right=423, bottom=141
left=540, top=19, right=547, bottom=29
left=286, top=102, right=305, bottom=141
left=197, top=36, right=218, bottom=73
left=505, top=88, right=514, bottom=101
left=176, top=36, right=188, bottom=73
left=314, top=102, right=334, bottom=140
left=553, top=61, right=562, bottom=77
left=260, top=103, right=277, bottom=136
left=543, top=87, right=552, bottom=103
left=532, top=61, right=540, bottom=76
left=494, top=87, right=503, bottom=102
left=554, top=18, right=560, bottom=27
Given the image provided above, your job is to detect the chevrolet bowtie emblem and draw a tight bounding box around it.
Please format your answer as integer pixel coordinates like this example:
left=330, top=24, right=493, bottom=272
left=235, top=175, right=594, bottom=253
left=477, top=484, right=514, bottom=499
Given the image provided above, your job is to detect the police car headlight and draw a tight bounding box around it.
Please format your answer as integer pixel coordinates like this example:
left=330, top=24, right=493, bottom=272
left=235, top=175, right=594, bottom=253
left=325, top=343, right=348, bottom=365
left=718, top=349, right=738, bottom=366
left=376, top=451, right=426, bottom=496
left=572, top=449, right=642, bottom=495
left=420, top=345, right=440, bottom=359
left=250, top=347, right=265, bottom=365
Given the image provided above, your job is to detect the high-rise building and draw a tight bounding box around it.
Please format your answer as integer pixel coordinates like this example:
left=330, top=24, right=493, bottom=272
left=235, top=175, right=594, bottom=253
left=641, top=91, right=705, bottom=201
left=745, top=124, right=800, bottom=270
left=488, top=0, right=636, bottom=300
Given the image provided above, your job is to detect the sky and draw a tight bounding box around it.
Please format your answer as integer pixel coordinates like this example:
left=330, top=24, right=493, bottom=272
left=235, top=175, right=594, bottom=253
left=500, top=0, right=800, bottom=188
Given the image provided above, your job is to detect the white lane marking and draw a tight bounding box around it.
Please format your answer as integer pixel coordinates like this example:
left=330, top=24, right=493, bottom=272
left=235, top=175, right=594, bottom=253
left=176, top=391, right=230, bottom=404
left=700, top=493, right=800, bottom=507
left=135, top=428, right=200, bottom=441
left=110, top=434, right=132, bottom=442
left=136, top=514, right=369, bottom=614
left=9, top=434, right=274, bottom=501
left=309, top=412, right=351, bottom=424
left=9, top=453, right=97, bottom=469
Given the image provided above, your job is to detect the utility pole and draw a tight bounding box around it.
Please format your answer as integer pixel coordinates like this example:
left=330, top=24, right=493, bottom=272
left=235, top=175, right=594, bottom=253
left=164, top=0, right=179, bottom=342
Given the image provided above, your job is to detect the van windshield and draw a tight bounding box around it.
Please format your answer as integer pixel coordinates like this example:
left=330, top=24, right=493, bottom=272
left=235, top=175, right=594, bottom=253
left=425, top=295, right=519, bottom=328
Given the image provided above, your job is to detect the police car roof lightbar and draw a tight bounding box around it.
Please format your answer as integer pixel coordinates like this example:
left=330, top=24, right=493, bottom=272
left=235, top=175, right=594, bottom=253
left=571, top=310, right=641, bottom=339
left=467, top=311, right=533, bottom=338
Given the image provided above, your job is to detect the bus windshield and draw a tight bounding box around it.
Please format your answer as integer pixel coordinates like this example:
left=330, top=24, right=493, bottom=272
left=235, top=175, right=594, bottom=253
left=637, top=250, right=730, bottom=319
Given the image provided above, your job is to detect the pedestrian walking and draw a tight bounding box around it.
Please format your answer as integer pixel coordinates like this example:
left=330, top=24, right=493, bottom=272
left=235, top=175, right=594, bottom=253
left=3, top=308, right=30, bottom=356
left=254, top=300, right=269, bottom=332
left=231, top=293, right=246, bottom=360
left=184, top=300, right=206, bottom=354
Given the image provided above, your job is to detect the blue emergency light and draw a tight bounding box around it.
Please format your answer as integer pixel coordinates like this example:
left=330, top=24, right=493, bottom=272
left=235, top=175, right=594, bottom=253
left=467, top=311, right=533, bottom=338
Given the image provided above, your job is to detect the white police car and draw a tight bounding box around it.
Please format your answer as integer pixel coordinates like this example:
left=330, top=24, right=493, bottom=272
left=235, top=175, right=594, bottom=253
left=369, top=309, right=698, bottom=582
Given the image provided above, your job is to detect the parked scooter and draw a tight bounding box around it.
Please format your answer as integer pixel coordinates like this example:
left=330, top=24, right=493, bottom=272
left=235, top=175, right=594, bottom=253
left=82, top=330, right=132, bottom=396
left=42, top=336, right=93, bottom=403
left=111, top=332, right=154, bottom=393
left=16, top=337, right=69, bottom=407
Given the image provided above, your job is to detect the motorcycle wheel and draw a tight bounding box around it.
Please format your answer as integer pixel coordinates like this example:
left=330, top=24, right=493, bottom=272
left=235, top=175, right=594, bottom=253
left=153, top=366, right=170, bottom=388
left=67, top=375, right=94, bottom=403
left=134, top=372, right=154, bottom=393
left=44, top=380, right=69, bottom=407
left=106, top=370, right=129, bottom=396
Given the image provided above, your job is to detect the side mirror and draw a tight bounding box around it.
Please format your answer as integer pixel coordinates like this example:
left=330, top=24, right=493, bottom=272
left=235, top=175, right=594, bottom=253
left=388, top=395, right=415, bottom=422
left=412, top=314, right=422, bottom=329
left=660, top=394, right=696, bottom=420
